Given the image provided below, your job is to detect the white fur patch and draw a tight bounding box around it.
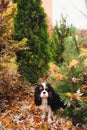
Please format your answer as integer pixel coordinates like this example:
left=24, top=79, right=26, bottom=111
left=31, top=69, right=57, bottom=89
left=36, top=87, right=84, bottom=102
left=41, top=82, right=47, bottom=88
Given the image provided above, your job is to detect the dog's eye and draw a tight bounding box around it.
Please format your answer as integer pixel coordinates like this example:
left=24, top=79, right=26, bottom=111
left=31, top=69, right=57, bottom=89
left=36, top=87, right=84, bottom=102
left=45, top=88, right=48, bottom=91
left=39, top=86, right=43, bottom=91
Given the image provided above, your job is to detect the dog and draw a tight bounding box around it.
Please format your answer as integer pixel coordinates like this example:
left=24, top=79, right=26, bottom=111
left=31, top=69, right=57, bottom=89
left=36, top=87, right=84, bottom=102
left=34, top=82, right=65, bottom=124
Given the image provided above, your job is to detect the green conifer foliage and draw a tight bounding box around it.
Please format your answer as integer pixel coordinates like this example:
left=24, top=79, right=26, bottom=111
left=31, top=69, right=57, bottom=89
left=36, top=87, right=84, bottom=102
left=13, top=0, right=51, bottom=83
left=55, top=32, right=87, bottom=127
left=51, top=16, right=76, bottom=65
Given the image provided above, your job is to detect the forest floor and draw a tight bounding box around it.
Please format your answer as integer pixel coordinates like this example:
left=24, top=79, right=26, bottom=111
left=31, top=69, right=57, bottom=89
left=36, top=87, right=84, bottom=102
left=0, top=87, right=85, bottom=130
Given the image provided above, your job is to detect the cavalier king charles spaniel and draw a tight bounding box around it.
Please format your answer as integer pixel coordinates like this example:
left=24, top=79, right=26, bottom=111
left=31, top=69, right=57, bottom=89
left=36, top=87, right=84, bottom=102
left=34, top=82, right=65, bottom=124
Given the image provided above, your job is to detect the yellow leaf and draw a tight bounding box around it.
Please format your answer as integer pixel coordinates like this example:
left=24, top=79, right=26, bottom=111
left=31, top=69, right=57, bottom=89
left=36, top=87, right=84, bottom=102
left=66, top=92, right=72, bottom=97
left=80, top=48, right=87, bottom=52
left=79, top=53, right=86, bottom=58
left=18, top=38, right=28, bottom=47
left=66, top=120, right=73, bottom=129
left=68, top=59, right=79, bottom=70
left=66, top=92, right=73, bottom=101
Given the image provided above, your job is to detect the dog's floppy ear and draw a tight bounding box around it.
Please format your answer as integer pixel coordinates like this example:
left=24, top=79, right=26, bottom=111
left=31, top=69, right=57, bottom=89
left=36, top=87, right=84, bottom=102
left=34, top=85, right=42, bottom=106
left=46, top=83, right=66, bottom=110
left=47, top=83, right=55, bottom=101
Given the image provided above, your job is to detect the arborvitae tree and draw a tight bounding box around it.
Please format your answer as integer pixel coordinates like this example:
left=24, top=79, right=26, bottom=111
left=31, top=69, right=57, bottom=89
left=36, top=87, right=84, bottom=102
left=13, top=0, right=51, bottom=83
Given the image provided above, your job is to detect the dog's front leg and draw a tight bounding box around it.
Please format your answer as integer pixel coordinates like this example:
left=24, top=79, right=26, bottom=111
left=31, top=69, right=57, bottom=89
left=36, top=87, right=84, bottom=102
left=48, top=108, right=53, bottom=124
left=41, top=111, right=46, bottom=120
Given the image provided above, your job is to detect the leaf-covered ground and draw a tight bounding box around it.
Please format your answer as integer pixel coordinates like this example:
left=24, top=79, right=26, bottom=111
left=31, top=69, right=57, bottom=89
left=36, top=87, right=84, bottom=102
left=0, top=88, right=84, bottom=130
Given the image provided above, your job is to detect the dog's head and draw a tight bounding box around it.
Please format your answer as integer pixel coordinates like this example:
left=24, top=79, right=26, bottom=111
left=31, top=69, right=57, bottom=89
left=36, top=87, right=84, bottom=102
left=34, top=82, right=55, bottom=106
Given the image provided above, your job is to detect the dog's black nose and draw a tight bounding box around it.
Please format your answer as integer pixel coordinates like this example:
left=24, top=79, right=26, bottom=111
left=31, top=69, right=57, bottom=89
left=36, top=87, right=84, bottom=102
left=43, top=92, right=46, bottom=94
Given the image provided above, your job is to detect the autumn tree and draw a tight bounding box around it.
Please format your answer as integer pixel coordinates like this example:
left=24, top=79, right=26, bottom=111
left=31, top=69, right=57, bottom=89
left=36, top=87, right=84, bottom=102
left=0, top=1, right=20, bottom=97
left=13, top=0, right=51, bottom=84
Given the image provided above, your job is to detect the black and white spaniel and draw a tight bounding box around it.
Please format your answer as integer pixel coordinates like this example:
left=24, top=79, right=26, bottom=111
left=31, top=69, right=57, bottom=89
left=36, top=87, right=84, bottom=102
left=34, top=82, right=65, bottom=124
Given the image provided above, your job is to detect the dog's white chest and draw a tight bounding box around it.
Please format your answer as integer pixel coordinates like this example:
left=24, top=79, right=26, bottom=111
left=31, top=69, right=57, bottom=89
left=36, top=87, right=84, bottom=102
left=40, top=98, right=50, bottom=112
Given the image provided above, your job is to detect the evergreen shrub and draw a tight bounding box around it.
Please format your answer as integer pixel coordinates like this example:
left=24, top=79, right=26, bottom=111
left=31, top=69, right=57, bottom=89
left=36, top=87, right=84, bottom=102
left=51, top=16, right=76, bottom=65
left=55, top=35, right=87, bottom=127
left=13, top=0, right=51, bottom=83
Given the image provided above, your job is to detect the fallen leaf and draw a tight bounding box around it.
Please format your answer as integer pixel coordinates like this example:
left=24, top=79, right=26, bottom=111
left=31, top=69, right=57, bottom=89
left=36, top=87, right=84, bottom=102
left=7, top=128, right=12, bottom=130
left=4, top=116, right=11, bottom=127
left=34, top=116, right=41, bottom=123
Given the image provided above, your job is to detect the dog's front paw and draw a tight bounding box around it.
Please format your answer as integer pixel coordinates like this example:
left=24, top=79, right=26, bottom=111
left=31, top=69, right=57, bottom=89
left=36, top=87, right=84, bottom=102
left=48, top=117, right=53, bottom=124
left=41, top=114, right=46, bottom=120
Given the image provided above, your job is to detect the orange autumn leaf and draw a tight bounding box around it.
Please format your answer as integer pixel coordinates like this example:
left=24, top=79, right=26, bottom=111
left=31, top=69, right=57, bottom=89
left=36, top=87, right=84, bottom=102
left=81, top=86, right=87, bottom=93
left=0, top=115, right=3, bottom=121
left=56, top=73, right=63, bottom=80
left=34, top=116, right=41, bottom=123
left=68, top=59, right=79, bottom=70
left=7, top=128, right=13, bottom=130
left=4, top=116, right=12, bottom=127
